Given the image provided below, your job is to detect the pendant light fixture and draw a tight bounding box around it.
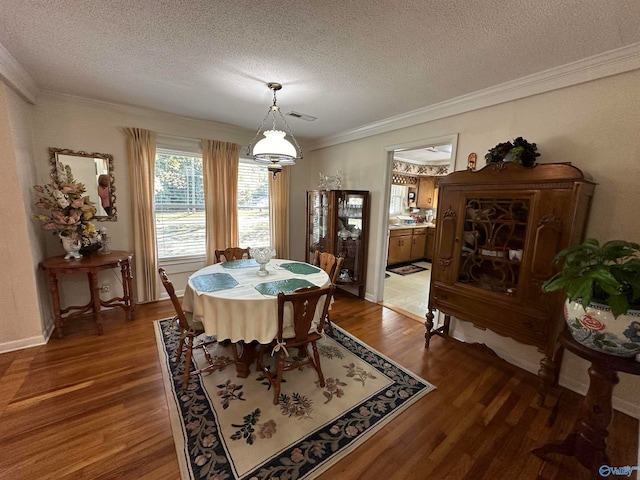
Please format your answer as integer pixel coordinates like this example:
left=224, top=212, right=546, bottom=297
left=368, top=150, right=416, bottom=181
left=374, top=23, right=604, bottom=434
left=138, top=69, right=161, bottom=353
left=248, top=82, right=302, bottom=178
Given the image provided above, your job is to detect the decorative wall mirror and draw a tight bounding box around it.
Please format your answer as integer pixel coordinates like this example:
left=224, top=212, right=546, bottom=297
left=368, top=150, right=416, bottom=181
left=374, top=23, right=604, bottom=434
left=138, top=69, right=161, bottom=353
left=49, top=147, right=117, bottom=221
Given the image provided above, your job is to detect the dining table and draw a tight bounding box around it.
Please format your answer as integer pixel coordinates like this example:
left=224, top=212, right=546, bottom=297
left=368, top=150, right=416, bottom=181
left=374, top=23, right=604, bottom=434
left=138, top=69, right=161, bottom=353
left=182, top=258, right=331, bottom=377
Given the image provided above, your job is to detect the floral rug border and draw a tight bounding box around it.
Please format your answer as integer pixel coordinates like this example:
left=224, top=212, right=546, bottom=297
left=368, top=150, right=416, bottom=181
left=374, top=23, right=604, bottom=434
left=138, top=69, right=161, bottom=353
left=154, top=318, right=436, bottom=479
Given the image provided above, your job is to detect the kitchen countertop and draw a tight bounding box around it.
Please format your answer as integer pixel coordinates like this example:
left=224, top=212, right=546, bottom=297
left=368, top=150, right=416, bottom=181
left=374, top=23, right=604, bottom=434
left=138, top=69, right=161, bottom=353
left=389, top=223, right=435, bottom=230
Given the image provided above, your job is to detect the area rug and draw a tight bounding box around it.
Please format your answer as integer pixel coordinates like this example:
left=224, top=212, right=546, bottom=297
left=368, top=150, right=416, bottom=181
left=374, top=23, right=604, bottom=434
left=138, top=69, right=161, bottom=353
left=386, top=263, right=428, bottom=276
left=154, top=318, right=436, bottom=480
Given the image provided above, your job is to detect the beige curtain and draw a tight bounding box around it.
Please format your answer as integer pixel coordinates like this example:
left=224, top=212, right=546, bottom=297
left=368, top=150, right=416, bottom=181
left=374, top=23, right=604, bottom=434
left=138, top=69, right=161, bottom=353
left=124, top=127, right=158, bottom=303
left=269, top=166, right=290, bottom=259
left=202, top=139, right=240, bottom=265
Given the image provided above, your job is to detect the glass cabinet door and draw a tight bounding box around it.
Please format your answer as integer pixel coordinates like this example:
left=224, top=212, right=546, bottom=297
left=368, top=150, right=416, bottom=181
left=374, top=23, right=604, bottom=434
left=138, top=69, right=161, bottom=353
left=334, top=191, right=365, bottom=284
left=457, top=196, right=530, bottom=295
left=307, top=191, right=331, bottom=263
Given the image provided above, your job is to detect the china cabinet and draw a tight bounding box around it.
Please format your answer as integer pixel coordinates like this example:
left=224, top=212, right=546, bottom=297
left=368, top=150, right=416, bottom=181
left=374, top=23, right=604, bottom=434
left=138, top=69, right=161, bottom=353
left=306, top=190, right=370, bottom=298
left=425, top=162, right=595, bottom=393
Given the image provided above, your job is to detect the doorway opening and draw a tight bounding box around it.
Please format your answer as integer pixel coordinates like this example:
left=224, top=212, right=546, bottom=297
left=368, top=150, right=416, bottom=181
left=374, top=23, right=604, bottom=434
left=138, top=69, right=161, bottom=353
left=378, top=135, right=457, bottom=322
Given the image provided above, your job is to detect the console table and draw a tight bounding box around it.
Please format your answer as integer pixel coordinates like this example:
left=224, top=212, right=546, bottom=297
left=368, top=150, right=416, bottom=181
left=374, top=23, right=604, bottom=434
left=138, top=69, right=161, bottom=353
left=41, top=251, right=135, bottom=337
left=532, top=329, right=640, bottom=479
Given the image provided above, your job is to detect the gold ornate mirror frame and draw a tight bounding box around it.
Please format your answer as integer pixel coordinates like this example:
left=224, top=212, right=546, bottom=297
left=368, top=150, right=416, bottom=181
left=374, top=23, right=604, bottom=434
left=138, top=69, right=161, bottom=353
left=49, top=147, right=117, bottom=221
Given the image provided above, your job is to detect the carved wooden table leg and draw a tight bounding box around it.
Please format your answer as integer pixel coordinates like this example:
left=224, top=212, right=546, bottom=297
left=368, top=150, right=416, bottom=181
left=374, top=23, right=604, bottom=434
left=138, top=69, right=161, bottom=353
left=537, top=343, right=564, bottom=406
left=424, top=309, right=435, bottom=347
left=425, top=309, right=450, bottom=348
left=119, top=259, right=135, bottom=321
left=87, top=271, right=103, bottom=334
left=234, top=341, right=257, bottom=378
left=46, top=272, right=64, bottom=338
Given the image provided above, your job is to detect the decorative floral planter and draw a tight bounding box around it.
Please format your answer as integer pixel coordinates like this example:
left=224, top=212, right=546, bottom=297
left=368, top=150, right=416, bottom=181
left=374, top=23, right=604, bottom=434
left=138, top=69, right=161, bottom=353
left=564, top=299, right=640, bottom=357
left=60, top=234, right=82, bottom=259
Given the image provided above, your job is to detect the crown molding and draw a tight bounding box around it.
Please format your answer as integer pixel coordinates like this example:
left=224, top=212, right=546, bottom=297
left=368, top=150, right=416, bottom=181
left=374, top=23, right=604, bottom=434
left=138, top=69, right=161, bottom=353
left=310, top=42, right=640, bottom=151
left=0, top=42, right=39, bottom=104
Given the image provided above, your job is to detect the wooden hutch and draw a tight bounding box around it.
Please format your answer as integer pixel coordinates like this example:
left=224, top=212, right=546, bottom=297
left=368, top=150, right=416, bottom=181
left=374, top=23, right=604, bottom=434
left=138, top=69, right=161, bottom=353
left=425, top=161, right=595, bottom=392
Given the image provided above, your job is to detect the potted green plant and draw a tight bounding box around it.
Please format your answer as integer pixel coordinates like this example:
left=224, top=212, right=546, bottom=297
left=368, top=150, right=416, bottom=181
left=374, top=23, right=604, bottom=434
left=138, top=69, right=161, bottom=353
left=485, top=137, right=540, bottom=167
left=542, top=238, right=640, bottom=356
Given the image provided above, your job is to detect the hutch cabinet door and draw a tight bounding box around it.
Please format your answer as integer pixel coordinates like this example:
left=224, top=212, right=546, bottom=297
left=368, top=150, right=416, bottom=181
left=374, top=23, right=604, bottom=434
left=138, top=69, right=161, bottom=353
left=455, top=192, right=532, bottom=299
left=307, top=190, right=335, bottom=260
left=431, top=188, right=462, bottom=285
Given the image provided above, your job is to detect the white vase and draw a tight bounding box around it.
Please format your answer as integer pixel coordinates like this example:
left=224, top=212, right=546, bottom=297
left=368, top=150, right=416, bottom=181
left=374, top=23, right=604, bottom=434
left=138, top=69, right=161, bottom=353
left=564, top=299, right=640, bottom=357
left=60, top=234, right=82, bottom=259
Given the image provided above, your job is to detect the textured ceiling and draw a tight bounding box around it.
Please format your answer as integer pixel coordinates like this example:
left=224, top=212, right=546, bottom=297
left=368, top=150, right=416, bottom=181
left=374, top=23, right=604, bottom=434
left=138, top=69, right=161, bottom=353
left=1, top=0, right=639, bottom=144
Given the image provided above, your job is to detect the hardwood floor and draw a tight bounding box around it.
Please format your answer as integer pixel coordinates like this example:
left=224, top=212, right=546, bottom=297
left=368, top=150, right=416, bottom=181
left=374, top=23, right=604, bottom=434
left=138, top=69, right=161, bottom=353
left=1, top=291, right=637, bottom=479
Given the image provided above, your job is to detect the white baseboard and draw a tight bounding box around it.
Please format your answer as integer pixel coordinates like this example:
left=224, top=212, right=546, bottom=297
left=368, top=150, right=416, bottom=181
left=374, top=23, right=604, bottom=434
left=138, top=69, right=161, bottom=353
left=0, top=335, right=47, bottom=354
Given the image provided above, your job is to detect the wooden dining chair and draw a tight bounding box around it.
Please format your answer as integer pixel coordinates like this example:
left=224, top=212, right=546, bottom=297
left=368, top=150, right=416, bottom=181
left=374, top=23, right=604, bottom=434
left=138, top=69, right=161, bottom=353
left=158, top=268, right=237, bottom=388
left=214, top=247, right=251, bottom=263
left=312, top=250, right=344, bottom=334
left=257, top=284, right=334, bottom=404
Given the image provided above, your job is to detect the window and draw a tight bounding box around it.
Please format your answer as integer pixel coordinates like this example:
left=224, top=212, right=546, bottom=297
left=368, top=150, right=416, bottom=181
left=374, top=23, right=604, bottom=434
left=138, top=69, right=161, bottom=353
left=154, top=148, right=271, bottom=260
left=237, top=161, right=270, bottom=248
left=155, top=149, right=205, bottom=259
left=389, top=185, right=408, bottom=215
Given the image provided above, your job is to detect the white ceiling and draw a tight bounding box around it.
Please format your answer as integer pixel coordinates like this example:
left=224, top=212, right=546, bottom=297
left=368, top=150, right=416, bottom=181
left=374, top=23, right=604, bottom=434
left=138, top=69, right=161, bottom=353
left=394, top=145, right=452, bottom=164
left=1, top=1, right=639, bottom=146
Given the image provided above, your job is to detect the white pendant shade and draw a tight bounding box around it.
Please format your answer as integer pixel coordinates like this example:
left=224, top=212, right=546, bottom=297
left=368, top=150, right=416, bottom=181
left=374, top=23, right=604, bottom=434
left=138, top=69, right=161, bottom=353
left=252, top=130, right=297, bottom=166
left=248, top=83, right=303, bottom=178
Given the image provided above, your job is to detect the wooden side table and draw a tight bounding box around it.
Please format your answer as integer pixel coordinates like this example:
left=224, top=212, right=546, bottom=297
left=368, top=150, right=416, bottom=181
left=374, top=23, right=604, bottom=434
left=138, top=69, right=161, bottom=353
left=532, top=329, right=640, bottom=479
left=40, top=251, right=135, bottom=337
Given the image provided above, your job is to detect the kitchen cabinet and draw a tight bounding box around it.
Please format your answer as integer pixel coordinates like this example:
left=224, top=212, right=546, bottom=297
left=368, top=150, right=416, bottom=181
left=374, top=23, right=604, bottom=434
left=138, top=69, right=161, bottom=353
left=432, top=181, right=439, bottom=209
left=387, top=228, right=412, bottom=265
left=425, top=161, right=595, bottom=396
left=417, top=176, right=435, bottom=208
left=306, top=190, right=370, bottom=298
left=410, top=227, right=427, bottom=261
left=388, top=227, right=427, bottom=265
left=424, top=227, right=436, bottom=260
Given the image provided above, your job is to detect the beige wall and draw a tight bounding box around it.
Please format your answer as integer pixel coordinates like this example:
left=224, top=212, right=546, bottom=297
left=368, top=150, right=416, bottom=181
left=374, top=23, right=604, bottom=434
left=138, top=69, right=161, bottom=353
left=0, top=84, right=48, bottom=349
left=304, top=69, right=640, bottom=417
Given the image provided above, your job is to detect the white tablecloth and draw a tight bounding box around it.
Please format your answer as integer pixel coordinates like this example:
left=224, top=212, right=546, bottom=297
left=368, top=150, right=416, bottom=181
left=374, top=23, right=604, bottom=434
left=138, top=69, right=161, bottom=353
left=182, top=258, right=330, bottom=343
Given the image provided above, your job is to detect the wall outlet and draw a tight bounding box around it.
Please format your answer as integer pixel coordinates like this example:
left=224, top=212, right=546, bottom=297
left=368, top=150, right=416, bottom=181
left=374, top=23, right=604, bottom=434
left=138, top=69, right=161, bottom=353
left=100, top=282, right=111, bottom=293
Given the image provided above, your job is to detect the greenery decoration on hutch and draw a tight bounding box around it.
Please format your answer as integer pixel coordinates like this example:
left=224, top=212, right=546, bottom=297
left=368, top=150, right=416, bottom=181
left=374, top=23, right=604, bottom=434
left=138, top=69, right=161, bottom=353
left=33, top=163, right=100, bottom=258
left=542, top=238, right=640, bottom=357
left=485, top=137, right=540, bottom=167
